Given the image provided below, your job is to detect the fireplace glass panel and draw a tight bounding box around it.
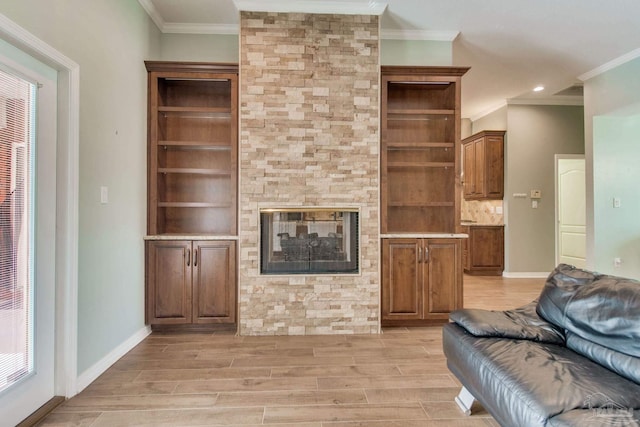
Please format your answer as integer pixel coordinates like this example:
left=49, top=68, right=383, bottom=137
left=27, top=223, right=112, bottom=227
left=260, top=209, right=359, bottom=274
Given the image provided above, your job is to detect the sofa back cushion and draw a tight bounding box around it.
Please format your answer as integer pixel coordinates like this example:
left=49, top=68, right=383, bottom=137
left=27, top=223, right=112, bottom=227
left=537, top=264, right=640, bottom=358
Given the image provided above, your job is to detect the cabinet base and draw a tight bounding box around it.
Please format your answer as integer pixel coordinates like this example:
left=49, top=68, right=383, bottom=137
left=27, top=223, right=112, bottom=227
left=150, top=323, right=237, bottom=333
left=382, top=318, right=449, bottom=328
left=464, top=269, right=503, bottom=276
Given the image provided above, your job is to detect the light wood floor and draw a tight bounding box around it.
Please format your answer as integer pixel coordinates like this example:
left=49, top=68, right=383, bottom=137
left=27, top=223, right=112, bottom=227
left=39, top=275, right=545, bottom=427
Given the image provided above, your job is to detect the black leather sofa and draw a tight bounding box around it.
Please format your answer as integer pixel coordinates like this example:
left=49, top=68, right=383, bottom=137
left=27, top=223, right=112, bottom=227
left=443, top=264, right=640, bottom=426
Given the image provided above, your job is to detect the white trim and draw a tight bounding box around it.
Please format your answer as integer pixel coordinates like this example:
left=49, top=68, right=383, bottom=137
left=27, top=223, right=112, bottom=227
left=468, top=101, right=507, bottom=122
left=381, top=29, right=459, bottom=41
left=502, top=271, right=550, bottom=278
left=0, top=11, right=80, bottom=398
left=507, top=97, right=584, bottom=107
left=233, top=0, right=388, bottom=15
left=76, top=326, right=151, bottom=393
left=578, top=48, right=640, bottom=81
left=163, top=23, right=239, bottom=35
left=137, top=0, right=166, bottom=32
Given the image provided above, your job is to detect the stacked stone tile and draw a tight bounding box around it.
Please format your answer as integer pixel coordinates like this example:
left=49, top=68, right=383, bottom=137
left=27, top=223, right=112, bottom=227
left=239, top=12, right=380, bottom=335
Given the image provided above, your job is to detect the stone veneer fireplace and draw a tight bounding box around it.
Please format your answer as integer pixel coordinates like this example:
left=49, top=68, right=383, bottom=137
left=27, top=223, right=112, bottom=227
left=239, top=11, right=380, bottom=335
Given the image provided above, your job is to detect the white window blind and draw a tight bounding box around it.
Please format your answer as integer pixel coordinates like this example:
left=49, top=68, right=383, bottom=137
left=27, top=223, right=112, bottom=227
left=0, top=67, right=35, bottom=393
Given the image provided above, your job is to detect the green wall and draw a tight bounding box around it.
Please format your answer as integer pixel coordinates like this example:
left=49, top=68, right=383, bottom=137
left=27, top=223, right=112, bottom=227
left=584, top=56, right=640, bottom=279
left=0, top=0, right=161, bottom=374
left=159, top=34, right=453, bottom=66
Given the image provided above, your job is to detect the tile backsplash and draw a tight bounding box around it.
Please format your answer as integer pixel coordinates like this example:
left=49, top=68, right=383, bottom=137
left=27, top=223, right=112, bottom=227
left=461, top=199, right=504, bottom=225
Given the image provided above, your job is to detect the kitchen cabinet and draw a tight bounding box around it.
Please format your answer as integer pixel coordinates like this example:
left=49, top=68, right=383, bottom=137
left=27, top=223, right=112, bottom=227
left=381, top=238, right=462, bottom=325
left=146, top=240, right=236, bottom=325
left=461, top=225, right=504, bottom=275
left=462, top=130, right=505, bottom=200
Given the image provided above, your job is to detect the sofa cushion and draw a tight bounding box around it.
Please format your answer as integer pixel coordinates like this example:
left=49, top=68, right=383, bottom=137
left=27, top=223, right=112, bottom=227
left=450, top=301, right=564, bottom=344
left=566, top=331, right=640, bottom=385
left=537, top=264, right=640, bottom=358
left=443, top=323, right=640, bottom=427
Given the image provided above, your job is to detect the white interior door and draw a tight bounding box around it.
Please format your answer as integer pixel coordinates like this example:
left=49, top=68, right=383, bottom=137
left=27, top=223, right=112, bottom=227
left=556, top=156, right=586, bottom=268
left=0, top=52, right=57, bottom=426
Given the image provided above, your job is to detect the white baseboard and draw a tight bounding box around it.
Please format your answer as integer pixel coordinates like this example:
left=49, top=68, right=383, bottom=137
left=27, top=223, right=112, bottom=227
left=76, top=325, right=152, bottom=393
left=502, top=271, right=550, bottom=278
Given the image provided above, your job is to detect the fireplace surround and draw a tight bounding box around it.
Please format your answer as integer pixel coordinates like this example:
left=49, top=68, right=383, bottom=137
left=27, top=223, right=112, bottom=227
left=260, top=208, right=359, bottom=275
left=238, top=10, right=380, bottom=335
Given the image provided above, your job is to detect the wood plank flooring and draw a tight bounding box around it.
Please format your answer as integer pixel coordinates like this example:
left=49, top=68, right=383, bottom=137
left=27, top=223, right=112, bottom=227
left=38, top=275, right=545, bottom=426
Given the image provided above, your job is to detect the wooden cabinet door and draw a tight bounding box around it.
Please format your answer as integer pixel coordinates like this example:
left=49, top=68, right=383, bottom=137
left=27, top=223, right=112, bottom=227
left=147, top=240, right=192, bottom=324
left=424, top=239, right=461, bottom=318
left=192, top=241, right=236, bottom=324
left=382, top=239, right=422, bottom=320
left=473, top=139, right=486, bottom=197
left=462, top=142, right=476, bottom=198
left=469, top=227, right=504, bottom=272
left=485, top=136, right=504, bottom=198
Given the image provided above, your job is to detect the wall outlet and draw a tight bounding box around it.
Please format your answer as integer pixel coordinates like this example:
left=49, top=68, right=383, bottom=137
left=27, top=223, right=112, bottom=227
left=531, top=189, right=542, bottom=199
left=532, top=200, right=538, bottom=209
left=496, top=206, right=503, bottom=214
left=613, top=197, right=621, bottom=208
left=614, top=257, right=622, bottom=268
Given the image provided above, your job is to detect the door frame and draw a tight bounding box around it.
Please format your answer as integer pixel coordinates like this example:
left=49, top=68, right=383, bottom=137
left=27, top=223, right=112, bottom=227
left=0, top=13, right=80, bottom=397
left=554, top=154, right=586, bottom=268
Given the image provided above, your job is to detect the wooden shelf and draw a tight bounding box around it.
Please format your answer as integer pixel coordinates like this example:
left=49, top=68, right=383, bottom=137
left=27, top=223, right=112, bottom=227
left=388, top=162, right=455, bottom=168
left=158, top=202, right=232, bottom=208
left=386, top=142, right=454, bottom=148
left=387, top=109, right=454, bottom=115
left=158, top=106, right=231, bottom=114
left=159, top=141, right=232, bottom=150
left=157, top=168, right=231, bottom=176
left=388, top=202, right=454, bottom=207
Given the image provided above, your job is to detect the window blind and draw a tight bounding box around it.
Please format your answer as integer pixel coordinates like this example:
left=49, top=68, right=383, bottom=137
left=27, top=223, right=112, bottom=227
left=0, top=67, right=34, bottom=393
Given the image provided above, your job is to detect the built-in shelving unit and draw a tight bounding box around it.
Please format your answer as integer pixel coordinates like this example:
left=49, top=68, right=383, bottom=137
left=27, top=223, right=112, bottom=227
left=380, top=66, right=469, bottom=327
left=145, top=62, right=238, bottom=329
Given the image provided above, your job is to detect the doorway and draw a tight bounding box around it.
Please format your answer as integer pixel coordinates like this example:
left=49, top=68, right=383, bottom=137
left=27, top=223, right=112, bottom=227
left=0, top=12, right=80, bottom=425
left=555, top=155, right=586, bottom=268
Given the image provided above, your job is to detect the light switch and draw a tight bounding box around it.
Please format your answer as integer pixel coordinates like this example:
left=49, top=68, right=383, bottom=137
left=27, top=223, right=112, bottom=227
left=100, top=186, right=108, bottom=204
left=531, top=190, right=542, bottom=199
left=613, top=197, right=621, bottom=208
left=496, top=206, right=503, bottom=214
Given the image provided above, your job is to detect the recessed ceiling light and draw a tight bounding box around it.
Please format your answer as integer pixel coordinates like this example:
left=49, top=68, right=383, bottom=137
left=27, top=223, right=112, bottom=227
left=533, top=86, right=545, bottom=92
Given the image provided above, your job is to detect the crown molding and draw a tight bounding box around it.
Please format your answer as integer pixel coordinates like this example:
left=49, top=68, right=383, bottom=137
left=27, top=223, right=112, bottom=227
left=233, top=0, right=388, bottom=15
left=578, top=47, right=640, bottom=81
left=138, top=0, right=165, bottom=31
left=507, top=97, right=584, bottom=107
left=468, top=101, right=508, bottom=122
left=163, top=23, right=239, bottom=35
left=381, top=29, right=459, bottom=41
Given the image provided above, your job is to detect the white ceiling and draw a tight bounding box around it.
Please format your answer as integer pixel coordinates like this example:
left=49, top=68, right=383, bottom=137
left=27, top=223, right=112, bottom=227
left=140, top=0, right=640, bottom=119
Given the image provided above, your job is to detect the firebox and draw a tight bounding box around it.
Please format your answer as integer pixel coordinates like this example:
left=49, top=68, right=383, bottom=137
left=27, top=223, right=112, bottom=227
left=260, top=208, right=359, bottom=274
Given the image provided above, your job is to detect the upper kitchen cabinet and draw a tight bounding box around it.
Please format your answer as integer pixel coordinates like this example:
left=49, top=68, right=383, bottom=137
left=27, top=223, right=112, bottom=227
left=381, top=66, right=469, bottom=233
left=462, top=130, right=505, bottom=200
left=145, top=61, right=238, bottom=236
